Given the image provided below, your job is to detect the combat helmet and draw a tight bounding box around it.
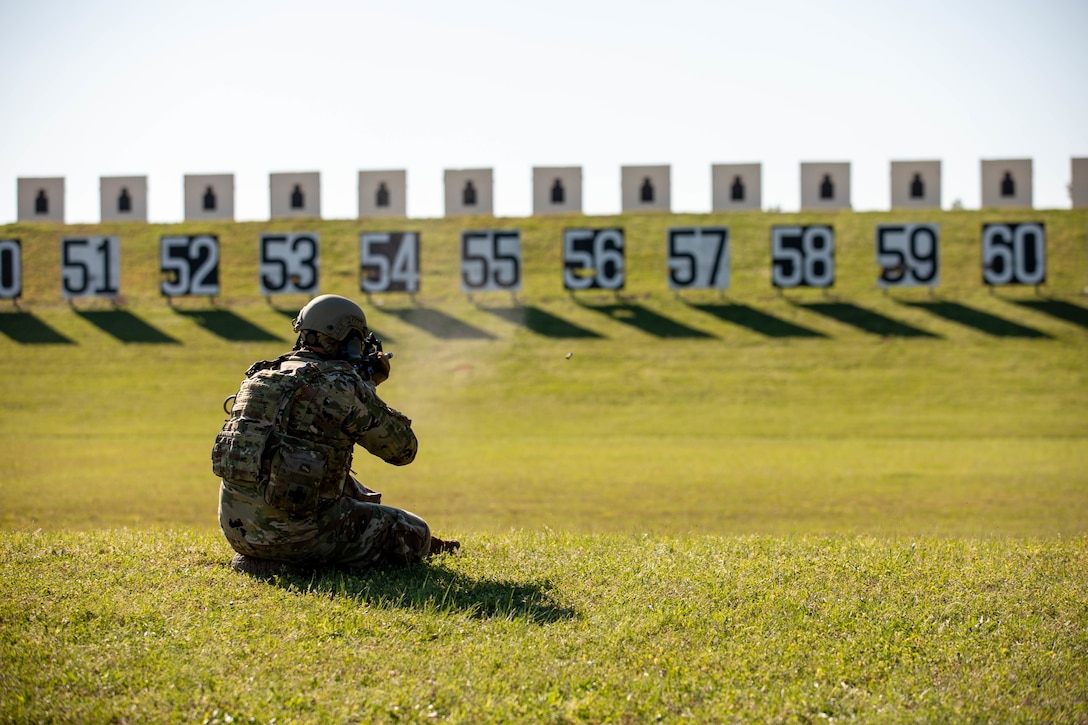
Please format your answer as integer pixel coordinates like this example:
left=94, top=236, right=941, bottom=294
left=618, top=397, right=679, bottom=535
left=293, top=294, right=368, bottom=341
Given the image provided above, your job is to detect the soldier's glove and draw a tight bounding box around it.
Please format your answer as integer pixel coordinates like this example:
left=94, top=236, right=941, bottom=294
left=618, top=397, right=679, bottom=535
left=370, top=352, right=391, bottom=386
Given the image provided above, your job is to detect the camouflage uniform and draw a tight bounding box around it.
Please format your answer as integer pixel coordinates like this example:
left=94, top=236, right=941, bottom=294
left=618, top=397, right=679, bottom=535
left=214, top=349, right=431, bottom=568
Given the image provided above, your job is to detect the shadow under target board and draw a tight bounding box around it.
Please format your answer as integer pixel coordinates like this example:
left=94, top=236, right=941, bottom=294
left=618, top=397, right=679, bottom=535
left=688, top=303, right=826, bottom=338
left=797, top=302, right=939, bottom=338
left=76, top=310, right=180, bottom=344
left=382, top=308, right=495, bottom=340
left=174, top=309, right=283, bottom=342
left=577, top=302, right=714, bottom=339
left=1013, top=299, right=1088, bottom=330
left=904, top=301, right=1049, bottom=338
left=482, top=305, right=603, bottom=339
left=0, top=312, right=75, bottom=344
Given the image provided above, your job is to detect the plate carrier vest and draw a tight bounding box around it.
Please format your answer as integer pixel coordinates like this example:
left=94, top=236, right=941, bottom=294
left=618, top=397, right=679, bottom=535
left=211, top=355, right=355, bottom=514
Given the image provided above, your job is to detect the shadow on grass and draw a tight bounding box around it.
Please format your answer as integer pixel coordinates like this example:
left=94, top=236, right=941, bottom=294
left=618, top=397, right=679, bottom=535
left=1013, top=299, right=1088, bottom=330
left=270, top=305, right=301, bottom=320
left=482, top=305, right=603, bottom=339
left=76, top=309, right=180, bottom=344
left=241, top=561, right=577, bottom=624
left=175, top=309, right=283, bottom=342
left=687, top=302, right=825, bottom=338
left=383, top=307, right=495, bottom=340
left=904, top=301, right=1049, bottom=338
left=0, top=311, right=75, bottom=344
left=577, top=301, right=714, bottom=339
left=797, top=302, right=940, bottom=338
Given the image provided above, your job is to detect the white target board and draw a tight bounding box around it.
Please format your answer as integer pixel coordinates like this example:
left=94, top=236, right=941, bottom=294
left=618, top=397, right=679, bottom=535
left=269, top=172, right=321, bottom=219
left=184, top=175, right=234, bottom=221
left=982, top=223, right=1046, bottom=286
left=980, top=160, right=1033, bottom=209
left=360, top=232, right=420, bottom=293
left=18, top=177, right=65, bottom=223
left=0, top=239, right=23, bottom=299
left=667, top=227, right=731, bottom=290
left=359, top=170, right=407, bottom=217
left=1072, top=158, right=1088, bottom=209
left=61, top=236, right=120, bottom=299
left=876, top=224, right=940, bottom=288
left=461, top=230, right=522, bottom=293
left=161, top=235, right=220, bottom=297
left=563, top=228, right=625, bottom=291
left=100, top=176, right=148, bottom=222
left=771, top=226, right=835, bottom=289
left=259, top=233, right=320, bottom=296
left=711, top=164, right=761, bottom=212
left=444, top=169, right=493, bottom=216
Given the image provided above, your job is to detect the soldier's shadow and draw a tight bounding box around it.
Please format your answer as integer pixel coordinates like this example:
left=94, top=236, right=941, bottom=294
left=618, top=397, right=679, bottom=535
left=244, top=561, right=577, bottom=624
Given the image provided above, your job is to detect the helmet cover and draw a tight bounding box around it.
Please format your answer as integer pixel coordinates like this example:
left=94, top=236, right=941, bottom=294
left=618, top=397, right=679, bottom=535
left=292, top=294, right=368, bottom=341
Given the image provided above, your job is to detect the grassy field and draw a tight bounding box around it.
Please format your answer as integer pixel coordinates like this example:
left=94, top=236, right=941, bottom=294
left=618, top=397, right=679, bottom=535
left=1, top=208, right=1087, bottom=722
left=3, top=529, right=1086, bottom=723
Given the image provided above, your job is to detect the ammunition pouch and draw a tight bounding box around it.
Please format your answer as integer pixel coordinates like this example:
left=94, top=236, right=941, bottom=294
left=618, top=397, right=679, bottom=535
left=264, top=434, right=352, bottom=515
left=264, top=436, right=325, bottom=514
left=211, top=417, right=271, bottom=484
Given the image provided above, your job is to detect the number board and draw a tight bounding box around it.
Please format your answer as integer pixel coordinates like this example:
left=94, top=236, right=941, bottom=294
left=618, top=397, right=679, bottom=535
left=876, top=224, right=940, bottom=288
left=461, top=230, right=522, bottom=293
left=982, top=223, right=1046, bottom=286
left=61, top=236, right=120, bottom=299
left=259, top=233, right=320, bottom=296
left=0, top=239, right=21, bottom=299
left=160, top=235, right=220, bottom=297
left=771, top=225, right=835, bottom=289
left=667, top=227, right=730, bottom=290
left=360, top=232, right=420, bottom=293
left=563, top=228, right=625, bottom=291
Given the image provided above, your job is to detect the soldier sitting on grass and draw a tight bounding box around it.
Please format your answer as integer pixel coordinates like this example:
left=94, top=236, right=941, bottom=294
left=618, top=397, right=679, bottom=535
left=212, top=294, right=458, bottom=575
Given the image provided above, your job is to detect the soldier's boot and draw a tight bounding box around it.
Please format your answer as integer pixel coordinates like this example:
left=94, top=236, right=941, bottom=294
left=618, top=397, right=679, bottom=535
left=230, top=553, right=314, bottom=577
left=428, top=536, right=461, bottom=555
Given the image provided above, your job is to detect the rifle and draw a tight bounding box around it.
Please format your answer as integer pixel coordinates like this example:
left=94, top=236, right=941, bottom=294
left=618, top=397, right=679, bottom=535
left=348, top=331, right=393, bottom=382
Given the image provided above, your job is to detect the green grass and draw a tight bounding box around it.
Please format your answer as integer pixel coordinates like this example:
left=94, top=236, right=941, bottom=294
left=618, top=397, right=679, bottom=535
left=2, top=529, right=1086, bottom=724
left=1, top=209, right=1087, bottom=722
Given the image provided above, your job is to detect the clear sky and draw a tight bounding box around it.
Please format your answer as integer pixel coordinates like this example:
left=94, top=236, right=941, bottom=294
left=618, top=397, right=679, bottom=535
left=1, top=0, right=1085, bottom=223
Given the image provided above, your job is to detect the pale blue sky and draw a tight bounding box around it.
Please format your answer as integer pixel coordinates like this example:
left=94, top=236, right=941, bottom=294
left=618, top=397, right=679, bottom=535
left=1, top=0, right=1085, bottom=222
